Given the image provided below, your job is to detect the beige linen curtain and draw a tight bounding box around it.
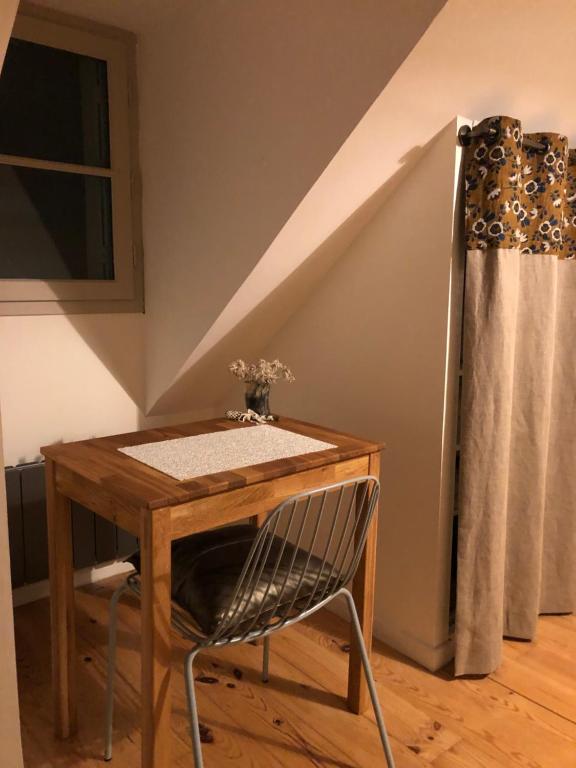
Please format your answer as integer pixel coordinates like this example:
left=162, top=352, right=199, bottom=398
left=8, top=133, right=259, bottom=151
left=455, top=115, right=576, bottom=676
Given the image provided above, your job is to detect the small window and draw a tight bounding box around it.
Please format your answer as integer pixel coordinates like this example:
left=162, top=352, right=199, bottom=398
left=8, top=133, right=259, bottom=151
left=0, top=10, right=142, bottom=314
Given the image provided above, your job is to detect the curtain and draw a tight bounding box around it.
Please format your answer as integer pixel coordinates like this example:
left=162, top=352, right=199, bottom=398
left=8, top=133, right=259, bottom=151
left=455, top=115, right=576, bottom=676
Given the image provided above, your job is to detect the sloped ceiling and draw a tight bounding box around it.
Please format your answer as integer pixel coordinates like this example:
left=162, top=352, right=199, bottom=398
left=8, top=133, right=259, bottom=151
left=137, top=0, right=448, bottom=413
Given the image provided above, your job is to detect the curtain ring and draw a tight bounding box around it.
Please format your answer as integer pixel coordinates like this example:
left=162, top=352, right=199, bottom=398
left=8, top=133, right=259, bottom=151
left=458, top=125, right=473, bottom=146
left=485, top=126, right=499, bottom=145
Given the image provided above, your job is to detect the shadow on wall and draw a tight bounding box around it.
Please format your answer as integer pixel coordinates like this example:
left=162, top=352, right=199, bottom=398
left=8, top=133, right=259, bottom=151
left=19, top=120, right=453, bottom=434
left=62, top=313, right=147, bottom=409
left=238, top=118, right=464, bottom=666
left=2, top=0, right=449, bottom=429
left=261, top=118, right=461, bottom=437
left=146, top=125, right=453, bottom=417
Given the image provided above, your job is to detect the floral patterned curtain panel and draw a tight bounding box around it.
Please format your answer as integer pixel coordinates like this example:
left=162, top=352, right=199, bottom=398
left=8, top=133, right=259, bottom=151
left=465, top=116, right=576, bottom=258
left=456, top=115, right=576, bottom=675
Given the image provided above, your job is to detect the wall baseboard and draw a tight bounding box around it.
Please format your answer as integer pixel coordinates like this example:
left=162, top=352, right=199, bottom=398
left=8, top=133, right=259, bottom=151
left=11, top=560, right=133, bottom=608
left=328, top=601, right=454, bottom=672
left=372, top=616, right=454, bottom=672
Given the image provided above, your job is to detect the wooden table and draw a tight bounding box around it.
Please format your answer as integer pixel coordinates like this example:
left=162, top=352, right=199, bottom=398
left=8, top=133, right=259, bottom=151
left=41, top=416, right=383, bottom=768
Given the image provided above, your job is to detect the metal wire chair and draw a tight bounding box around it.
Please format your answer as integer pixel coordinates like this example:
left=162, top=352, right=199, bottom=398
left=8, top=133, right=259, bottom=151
left=104, top=475, right=395, bottom=767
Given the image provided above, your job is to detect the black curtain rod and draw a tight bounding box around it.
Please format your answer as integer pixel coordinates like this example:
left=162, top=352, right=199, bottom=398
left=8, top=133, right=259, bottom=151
left=458, top=124, right=547, bottom=152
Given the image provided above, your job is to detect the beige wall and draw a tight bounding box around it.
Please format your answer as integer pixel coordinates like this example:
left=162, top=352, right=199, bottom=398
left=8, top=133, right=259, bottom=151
left=7, top=0, right=576, bottom=671
left=211, top=0, right=576, bottom=664
left=0, top=0, right=444, bottom=463
left=133, top=0, right=445, bottom=410
left=155, top=0, right=576, bottom=416
left=220, top=123, right=464, bottom=668
left=0, top=0, right=151, bottom=463
left=0, top=3, right=24, bottom=766
left=0, top=310, right=219, bottom=464
left=0, top=313, right=144, bottom=463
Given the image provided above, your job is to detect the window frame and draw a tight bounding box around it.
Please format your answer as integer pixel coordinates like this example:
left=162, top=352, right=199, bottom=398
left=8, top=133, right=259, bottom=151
left=0, top=5, right=143, bottom=315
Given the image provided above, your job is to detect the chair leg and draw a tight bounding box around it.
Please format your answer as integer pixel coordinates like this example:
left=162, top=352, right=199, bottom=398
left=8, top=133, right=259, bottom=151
left=262, top=635, right=270, bottom=683
left=104, top=583, right=127, bottom=761
left=185, top=650, right=204, bottom=768
left=341, top=589, right=396, bottom=768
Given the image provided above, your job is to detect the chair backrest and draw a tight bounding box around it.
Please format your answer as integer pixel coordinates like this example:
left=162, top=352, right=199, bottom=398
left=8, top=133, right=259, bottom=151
left=210, top=475, right=380, bottom=643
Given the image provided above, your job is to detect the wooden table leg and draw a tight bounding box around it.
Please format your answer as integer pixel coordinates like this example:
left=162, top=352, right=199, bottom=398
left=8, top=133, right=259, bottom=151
left=139, top=508, right=172, bottom=768
left=347, top=452, right=380, bottom=714
left=46, top=458, right=77, bottom=739
left=250, top=510, right=268, bottom=527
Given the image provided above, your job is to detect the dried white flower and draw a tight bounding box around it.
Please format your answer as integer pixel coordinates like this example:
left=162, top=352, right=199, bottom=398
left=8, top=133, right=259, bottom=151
left=228, top=358, right=295, bottom=385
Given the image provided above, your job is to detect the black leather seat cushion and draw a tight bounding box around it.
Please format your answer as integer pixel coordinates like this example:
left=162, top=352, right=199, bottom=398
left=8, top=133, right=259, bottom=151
left=127, top=524, right=334, bottom=636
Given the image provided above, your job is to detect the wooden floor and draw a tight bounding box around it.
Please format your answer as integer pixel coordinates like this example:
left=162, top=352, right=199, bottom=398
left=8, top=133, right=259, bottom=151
left=14, top=576, right=576, bottom=767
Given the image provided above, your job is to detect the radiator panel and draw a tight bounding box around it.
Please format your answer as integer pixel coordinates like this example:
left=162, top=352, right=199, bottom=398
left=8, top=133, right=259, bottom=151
left=72, top=501, right=96, bottom=570
left=117, top=527, right=138, bottom=559
left=95, top=515, right=118, bottom=563
left=6, top=467, right=24, bottom=588
left=6, top=461, right=138, bottom=586
left=21, top=463, right=49, bottom=583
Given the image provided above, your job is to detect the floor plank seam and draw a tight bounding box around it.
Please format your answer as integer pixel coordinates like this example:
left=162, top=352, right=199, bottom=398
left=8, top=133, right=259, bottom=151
left=488, top=675, right=576, bottom=728
left=17, top=581, right=576, bottom=767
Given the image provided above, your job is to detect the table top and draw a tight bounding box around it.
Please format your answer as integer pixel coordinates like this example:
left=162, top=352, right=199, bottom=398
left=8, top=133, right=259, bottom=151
left=41, top=416, right=383, bottom=510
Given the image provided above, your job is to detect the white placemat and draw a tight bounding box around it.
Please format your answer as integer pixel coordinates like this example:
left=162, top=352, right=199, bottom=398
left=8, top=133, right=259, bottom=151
left=119, top=425, right=336, bottom=481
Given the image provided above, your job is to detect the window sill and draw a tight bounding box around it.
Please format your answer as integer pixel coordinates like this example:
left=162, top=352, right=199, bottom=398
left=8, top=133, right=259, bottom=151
left=0, top=295, right=144, bottom=316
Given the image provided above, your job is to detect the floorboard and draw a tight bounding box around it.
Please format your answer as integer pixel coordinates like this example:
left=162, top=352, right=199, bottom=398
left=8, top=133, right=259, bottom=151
left=14, top=577, right=576, bottom=767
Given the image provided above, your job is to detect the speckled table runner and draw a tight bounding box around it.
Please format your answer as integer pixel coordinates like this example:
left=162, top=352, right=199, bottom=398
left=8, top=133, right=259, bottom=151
left=118, top=425, right=336, bottom=481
